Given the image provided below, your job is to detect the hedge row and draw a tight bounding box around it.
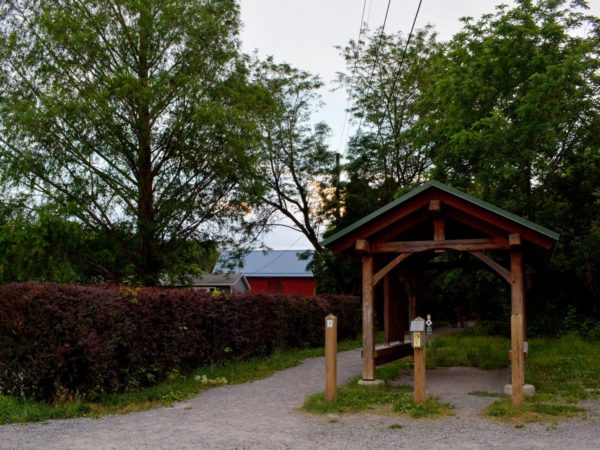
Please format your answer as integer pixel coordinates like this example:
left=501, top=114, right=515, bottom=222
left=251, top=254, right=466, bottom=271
left=0, top=283, right=360, bottom=402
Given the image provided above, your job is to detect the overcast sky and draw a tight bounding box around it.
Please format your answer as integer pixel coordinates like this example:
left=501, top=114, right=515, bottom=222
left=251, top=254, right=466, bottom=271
left=239, top=0, right=600, bottom=250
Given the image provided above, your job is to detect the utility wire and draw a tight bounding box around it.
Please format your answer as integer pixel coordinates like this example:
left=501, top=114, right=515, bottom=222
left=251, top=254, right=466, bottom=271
left=350, top=0, right=394, bottom=143
left=371, top=0, right=424, bottom=159
left=336, top=0, right=369, bottom=155
left=386, top=0, right=424, bottom=109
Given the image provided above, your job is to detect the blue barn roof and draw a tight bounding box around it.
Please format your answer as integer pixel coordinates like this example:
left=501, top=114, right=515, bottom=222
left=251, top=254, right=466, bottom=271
left=213, top=250, right=314, bottom=277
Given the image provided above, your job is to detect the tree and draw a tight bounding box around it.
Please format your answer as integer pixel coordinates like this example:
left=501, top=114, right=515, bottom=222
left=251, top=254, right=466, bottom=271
left=0, top=0, right=266, bottom=285
left=414, top=0, right=600, bottom=325
left=253, top=60, right=337, bottom=252
left=337, top=26, right=439, bottom=225
left=418, top=0, right=599, bottom=218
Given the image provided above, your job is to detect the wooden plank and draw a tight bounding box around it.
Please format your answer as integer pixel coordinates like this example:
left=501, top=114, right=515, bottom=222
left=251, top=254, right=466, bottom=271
left=374, top=238, right=509, bottom=253
left=374, top=343, right=413, bottom=366
left=373, top=253, right=411, bottom=286
left=362, top=254, right=375, bottom=380
left=470, top=251, right=511, bottom=283
left=429, top=199, right=441, bottom=212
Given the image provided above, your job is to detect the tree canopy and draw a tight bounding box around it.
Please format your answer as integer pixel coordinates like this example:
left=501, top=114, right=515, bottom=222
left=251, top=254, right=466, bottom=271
left=0, top=0, right=266, bottom=284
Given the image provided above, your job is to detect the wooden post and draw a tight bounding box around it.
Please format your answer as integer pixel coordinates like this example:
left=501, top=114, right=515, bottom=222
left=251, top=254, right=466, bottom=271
left=384, top=274, right=404, bottom=344
left=362, top=254, right=375, bottom=380
left=408, top=272, right=417, bottom=320
left=510, top=235, right=525, bottom=406
left=414, top=346, right=426, bottom=403
left=383, top=274, right=390, bottom=345
left=325, top=314, right=337, bottom=402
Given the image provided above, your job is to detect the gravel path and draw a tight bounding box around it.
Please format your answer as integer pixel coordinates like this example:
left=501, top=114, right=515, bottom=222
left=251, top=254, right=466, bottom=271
left=1, top=348, right=598, bottom=450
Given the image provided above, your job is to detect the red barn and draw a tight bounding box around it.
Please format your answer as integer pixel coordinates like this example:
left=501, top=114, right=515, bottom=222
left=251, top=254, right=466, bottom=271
left=213, top=250, right=315, bottom=296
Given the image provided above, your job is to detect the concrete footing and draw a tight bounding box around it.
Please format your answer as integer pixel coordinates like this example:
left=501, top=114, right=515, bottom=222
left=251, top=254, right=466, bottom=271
left=503, top=384, right=536, bottom=396
left=358, top=379, right=385, bottom=389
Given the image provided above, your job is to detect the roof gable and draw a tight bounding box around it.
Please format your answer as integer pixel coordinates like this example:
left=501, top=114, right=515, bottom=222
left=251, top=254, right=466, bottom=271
left=323, top=180, right=558, bottom=254
left=214, top=250, right=314, bottom=277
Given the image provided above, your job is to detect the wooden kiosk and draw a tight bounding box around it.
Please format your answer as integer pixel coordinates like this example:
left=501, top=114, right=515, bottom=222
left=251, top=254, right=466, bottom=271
left=322, top=181, right=558, bottom=406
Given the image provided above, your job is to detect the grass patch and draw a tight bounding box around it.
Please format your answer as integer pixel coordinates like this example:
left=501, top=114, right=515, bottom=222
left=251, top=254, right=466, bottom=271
left=526, top=334, right=600, bottom=402
left=302, top=360, right=453, bottom=418
left=0, top=336, right=363, bottom=425
left=484, top=394, right=585, bottom=424
left=427, top=332, right=509, bottom=370
left=426, top=331, right=600, bottom=422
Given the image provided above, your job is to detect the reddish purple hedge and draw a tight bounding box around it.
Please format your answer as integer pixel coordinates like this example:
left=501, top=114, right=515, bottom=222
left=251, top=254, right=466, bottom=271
left=0, top=283, right=360, bottom=402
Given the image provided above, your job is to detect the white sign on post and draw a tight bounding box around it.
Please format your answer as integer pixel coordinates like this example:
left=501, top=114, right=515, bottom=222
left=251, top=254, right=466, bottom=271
left=327, top=319, right=334, bottom=328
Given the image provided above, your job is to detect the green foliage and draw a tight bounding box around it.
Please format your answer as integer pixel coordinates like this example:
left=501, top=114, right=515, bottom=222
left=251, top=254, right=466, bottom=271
left=330, top=0, right=600, bottom=323
left=0, top=205, right=217, bottom=283
left=526, top=335, right=600, bottom=401
left=334, top=27, right=439, bottom=230
left=416, top=0, right=600, bottom=321
left=0, top=395, right=92, bottom=425
left=0, top=0, right=268, bottom=284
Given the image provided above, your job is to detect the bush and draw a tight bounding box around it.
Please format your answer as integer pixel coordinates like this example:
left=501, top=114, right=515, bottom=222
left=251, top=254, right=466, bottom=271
left=0, top=283, right=360, bottom=402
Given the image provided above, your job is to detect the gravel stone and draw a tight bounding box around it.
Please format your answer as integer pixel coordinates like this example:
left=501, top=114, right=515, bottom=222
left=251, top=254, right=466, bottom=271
left=1, top=348, right=598, bottom=450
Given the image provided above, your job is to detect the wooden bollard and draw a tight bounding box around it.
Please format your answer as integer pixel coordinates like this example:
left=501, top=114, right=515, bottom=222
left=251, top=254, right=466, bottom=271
left=410, top=317, right=426, bottom=404
left=414, top=345, right=426, bottom=403
left=325, top=314, right=337, bottom=402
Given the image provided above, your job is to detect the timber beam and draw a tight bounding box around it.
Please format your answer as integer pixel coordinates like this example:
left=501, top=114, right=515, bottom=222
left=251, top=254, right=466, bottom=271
left=470, top=251, right=511, bottom=283
left=374, top=238, right=509, bottom=253
left=356, top=239, right=371, bottom=254
left=374, top=343, right=413, bottom=366
left=373, top=253, right=411, bottom=286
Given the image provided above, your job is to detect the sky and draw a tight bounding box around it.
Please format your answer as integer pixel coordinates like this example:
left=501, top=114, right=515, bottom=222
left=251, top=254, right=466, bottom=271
left=239, top=0, right=600, bottom=250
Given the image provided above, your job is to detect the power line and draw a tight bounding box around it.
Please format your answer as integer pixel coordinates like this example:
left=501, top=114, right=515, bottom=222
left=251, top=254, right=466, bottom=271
left=336, top=0, right=369, bottom=155
left=350, top=0, right=394, bottom=145
left=351, top=0, right=424, bottom=147
left=389, top=0, right=424, bottom=104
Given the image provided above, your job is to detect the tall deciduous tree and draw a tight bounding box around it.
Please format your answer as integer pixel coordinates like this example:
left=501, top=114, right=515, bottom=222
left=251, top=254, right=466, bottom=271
left=415, top=0, right=600, bottom=322
left=418, top=0, right=599, bottom=218
left=253, top=60, right=337, bottom=252
left=0, top=0, right=265, bottom=284
left=337, top=26, right=439, bottom=226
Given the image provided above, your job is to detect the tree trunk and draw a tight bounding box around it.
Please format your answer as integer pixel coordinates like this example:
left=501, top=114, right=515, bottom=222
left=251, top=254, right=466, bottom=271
left=136, top=10, right=160, bottom=285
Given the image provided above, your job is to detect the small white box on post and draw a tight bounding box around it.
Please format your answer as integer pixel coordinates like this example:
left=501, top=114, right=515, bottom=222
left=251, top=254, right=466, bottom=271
left=410, top=316, right=426, bottom=403
left=325, top=314, right=337, bottom=402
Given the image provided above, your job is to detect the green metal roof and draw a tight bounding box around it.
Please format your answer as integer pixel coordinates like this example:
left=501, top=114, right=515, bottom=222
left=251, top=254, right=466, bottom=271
left=321, top=180, right=559, bottom=248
